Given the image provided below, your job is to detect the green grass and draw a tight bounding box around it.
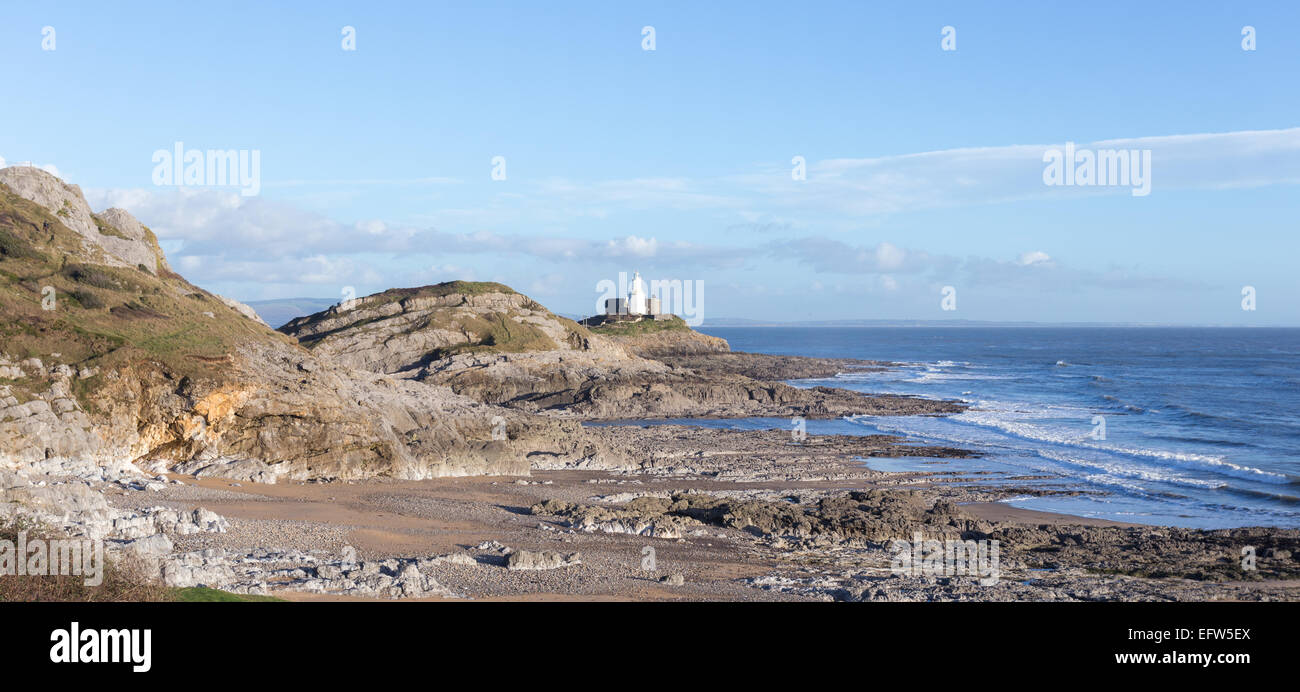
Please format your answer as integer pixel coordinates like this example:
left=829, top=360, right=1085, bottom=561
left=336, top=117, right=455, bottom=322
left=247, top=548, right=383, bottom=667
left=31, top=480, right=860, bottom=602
left=419, top=310, right=559, bottom=359
left=290, top=280, right=597, bottom=359
left=0, top=181, right=292, bottom=406
left=366, top=281, right=518, bottom=305
left=588, top=315, right=690, bottom=336
left=172, top=587, right=286, bottom=602
left=0, top=227, right=48, bottom=261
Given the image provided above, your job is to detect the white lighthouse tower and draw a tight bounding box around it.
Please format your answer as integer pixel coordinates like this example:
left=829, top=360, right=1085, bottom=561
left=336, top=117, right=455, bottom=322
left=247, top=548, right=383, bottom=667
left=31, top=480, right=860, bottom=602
left=628, top=272, right=648, bottom=315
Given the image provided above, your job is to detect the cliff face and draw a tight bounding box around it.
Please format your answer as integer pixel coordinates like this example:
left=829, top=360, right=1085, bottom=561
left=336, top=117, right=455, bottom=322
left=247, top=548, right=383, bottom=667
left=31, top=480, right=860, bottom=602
left=0, top=167, right=596, bottom=481
left=0, top=167, right=169, bottom=274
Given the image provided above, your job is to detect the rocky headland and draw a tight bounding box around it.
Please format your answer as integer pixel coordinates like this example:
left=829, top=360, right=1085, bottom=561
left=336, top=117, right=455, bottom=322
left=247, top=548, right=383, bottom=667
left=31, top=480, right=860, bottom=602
left=2, top=165, right=1296, bottom=602
left=278, top=284, right=958, bottom=420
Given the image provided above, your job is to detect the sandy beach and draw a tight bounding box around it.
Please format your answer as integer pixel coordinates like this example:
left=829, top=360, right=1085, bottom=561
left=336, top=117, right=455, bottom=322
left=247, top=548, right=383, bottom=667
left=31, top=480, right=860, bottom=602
left=93, top=422, right=1298, bottom=602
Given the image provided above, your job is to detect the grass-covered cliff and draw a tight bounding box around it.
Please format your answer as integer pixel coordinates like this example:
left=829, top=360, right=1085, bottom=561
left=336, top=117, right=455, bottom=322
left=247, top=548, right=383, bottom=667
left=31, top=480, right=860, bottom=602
left=280, top=281, right=614, bottom=372
left=0, top=167, right=594, bottom=480
left=0, top=174, right=278, bottom=388
left=587, top=315, right=730, bottom=358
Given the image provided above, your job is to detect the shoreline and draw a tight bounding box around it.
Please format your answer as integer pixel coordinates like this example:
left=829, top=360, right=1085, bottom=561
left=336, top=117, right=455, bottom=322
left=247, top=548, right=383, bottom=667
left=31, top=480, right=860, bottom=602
left=4, top=342, right=1296, bottom=601
left=80, top=417, right=1296, bottom=601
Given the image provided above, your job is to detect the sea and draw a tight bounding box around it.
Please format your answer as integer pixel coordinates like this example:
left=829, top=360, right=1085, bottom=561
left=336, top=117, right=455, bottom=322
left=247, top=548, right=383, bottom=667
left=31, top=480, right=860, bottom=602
left=677, top=327, right=1300, bottom=529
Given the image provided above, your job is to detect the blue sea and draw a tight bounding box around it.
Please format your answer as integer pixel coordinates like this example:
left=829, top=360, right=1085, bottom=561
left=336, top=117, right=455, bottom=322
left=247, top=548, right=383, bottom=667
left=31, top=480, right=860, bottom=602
left=690, top=327, right=1300, bottom=529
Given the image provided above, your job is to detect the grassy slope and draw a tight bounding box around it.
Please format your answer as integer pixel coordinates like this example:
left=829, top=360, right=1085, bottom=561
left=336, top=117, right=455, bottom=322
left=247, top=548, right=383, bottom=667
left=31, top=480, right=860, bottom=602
left=0, top=183, right=289, bottom=403
left=171, top=586, right=285, bottom=602
left=367, top=280, right=518, bottom=302
left=587, top=315, right=691, bottom=336
left=290, top=281, right=596, bottom=359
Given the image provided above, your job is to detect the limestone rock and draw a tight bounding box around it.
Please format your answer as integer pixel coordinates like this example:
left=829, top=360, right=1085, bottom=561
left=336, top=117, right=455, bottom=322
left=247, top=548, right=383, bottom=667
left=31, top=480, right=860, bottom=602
left=506, top=549, right=582, bottom=571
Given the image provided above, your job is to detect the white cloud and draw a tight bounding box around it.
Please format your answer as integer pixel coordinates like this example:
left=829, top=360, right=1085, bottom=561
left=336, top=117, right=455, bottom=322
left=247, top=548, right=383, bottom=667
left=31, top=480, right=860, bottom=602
left=536, top=177, right=739, bottom=211
left=604, top=235, right=658, bottom=258
left=74, top=186, right=752, bottom=292
left=73, top=124, right=1288, bottom=295
left=264, top=176, right=460, bottom=188
left=1017, top=250, right=1053, bottom=266
left=771, top=238, right=946, bottom=275
left=358, top=220, right=387, bottom=235
left=528, top=273, right=568, bottom=295
left=772, top=237, right=1205, bottom=293
left=430, top=263, right=476, bottom=281
left=875, top=241, right=905, bottom=270
left=739, top=127, right=1300, bottom=216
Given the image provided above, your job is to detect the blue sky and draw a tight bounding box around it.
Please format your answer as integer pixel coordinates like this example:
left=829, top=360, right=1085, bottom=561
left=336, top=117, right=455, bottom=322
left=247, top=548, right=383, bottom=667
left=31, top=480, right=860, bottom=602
left=2, top=1, right=1298, bottom=324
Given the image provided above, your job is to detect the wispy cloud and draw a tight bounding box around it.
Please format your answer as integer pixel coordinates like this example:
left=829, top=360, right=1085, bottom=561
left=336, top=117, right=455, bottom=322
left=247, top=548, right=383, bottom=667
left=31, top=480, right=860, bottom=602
left=769, top=238, right=1208, bottom=293
left=263, top=176, right=462, bottom=188
left=739, top=127, right=1300, bottom=216
left=78, top=126, right=1291, bottom=297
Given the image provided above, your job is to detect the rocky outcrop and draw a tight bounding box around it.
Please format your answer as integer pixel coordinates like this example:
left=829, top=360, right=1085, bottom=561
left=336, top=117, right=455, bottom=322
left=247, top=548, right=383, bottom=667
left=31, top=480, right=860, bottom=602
left=531, top=497, right=697, bottom=539
left=0, top=167, right=168, bottom=273
left=95, top=207, right=171, bottom=273
left=281, top=284, right=963, bottom=421
left=215, top=294, right=270, bottom=327
left=281, top=283, right=630, bottom=374
left=592, top=319, right=731, bottom=358
left=532, top=489, right=990, bottom=542
left=506, top=549, right=582, bottom=571
left=163, top=548, right=458, bottom=598
left=657, top=353, right=890, bottom=380
left=0, top=168, right=607, bottom=481
left=0, top=339, right=601, bottom=481
left=0, top=462, right=227, bottom=567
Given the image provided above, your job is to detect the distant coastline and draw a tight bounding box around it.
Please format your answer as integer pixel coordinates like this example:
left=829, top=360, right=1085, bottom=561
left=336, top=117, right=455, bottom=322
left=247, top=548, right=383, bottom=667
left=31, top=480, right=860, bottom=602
left=244, top=298, right=1300, bottom=332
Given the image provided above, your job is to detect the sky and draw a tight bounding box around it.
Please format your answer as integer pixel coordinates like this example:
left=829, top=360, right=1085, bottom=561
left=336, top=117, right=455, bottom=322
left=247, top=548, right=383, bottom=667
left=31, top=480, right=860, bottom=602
left=2, top=1, right=1298, bottom=325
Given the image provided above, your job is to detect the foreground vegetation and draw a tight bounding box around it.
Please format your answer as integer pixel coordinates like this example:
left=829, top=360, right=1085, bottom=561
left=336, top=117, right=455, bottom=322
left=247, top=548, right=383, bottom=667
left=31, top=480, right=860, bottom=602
left=586, top=315, right=691, bottom=336
left=0, top=183, right=285, bottom=407
left=0, top=518, right=171, bottom=602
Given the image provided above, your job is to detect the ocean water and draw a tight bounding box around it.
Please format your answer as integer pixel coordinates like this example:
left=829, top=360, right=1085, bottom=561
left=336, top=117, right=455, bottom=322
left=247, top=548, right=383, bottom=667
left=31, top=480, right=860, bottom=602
left=693, top=327, right=1300, bottom=529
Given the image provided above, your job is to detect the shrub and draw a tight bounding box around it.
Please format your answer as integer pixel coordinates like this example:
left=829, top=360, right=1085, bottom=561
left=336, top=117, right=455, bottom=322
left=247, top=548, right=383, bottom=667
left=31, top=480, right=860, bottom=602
left=0, top=518, right=173, bottom=602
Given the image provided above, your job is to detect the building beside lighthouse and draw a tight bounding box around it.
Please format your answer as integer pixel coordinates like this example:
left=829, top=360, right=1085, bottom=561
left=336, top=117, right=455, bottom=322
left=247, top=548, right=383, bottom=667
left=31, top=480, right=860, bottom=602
left=587, top=271, right=670, bottom=324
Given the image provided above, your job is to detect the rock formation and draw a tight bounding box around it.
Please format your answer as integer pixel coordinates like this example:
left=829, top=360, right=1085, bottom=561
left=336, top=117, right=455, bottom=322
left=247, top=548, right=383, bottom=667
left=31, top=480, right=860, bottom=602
left=0, top=167, right=597, bottom=481
left=281, top=284, right=961, bottom=420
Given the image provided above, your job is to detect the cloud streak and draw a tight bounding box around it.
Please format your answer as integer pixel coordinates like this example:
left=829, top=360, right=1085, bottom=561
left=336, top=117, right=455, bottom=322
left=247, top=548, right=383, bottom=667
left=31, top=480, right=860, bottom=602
left=77, top=126, right=1292, bottom=297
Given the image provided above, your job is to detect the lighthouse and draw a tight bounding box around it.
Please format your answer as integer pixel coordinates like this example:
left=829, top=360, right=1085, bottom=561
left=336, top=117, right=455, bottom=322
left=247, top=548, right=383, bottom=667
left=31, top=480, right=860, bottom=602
left=595, top=270, right=667, bottom=323
left=628, top=272, right=648, bottom=315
